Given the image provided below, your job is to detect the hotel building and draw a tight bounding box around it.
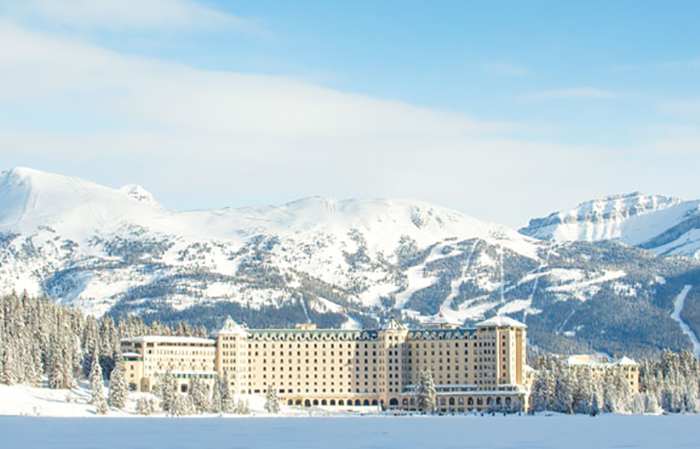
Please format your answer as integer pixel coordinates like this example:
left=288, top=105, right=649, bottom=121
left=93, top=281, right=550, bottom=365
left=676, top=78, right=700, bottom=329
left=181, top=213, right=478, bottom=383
left=122, top=315, right=530, bottom=412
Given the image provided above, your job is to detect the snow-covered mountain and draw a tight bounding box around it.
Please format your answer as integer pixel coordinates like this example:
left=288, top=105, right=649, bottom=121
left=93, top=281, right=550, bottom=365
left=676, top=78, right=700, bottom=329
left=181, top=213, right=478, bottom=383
left=520, top=192, right=700, bottom=259
left=0, top=167, right=539, bottom=317
left=1, top=168, right=700, bottom=358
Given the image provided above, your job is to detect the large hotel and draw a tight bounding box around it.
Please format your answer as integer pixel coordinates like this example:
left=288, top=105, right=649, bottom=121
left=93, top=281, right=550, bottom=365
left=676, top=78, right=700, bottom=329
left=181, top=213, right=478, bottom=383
left=122, top=314, right=531, bottom=413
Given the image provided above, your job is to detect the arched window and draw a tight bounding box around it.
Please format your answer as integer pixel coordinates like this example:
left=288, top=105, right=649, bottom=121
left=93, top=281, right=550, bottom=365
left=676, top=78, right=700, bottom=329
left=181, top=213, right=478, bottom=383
left=338, top=400, right=344, bottom=406
left=402, top=398, right=409, bottom=406
left=389, top=398, right=399, bottom=406
left=458, top=398, right=464, bottom=406
left=330, top=399, right=336, bottom=406
left=505, top=397, right=511, bottom=407
left=468, top=398, right=474, bottom=406
left=449, top=398, right=455, bottom=406
left=287, top=399, right=293, bottom=406
left=496, top=397, right=502, bottom=405
left=372, top=399, right=378, bottom=406
left=296, top=399, right=302, bottom=406
left=304, top=399, right=311, bottom=407
left=487, top=397, right=492, bottom=405
left=440, top=398, right=446, bottom=406
left=313, top=399, right=319, bottom=406
left=363, top=399, right=370, bottom=406
left=321, top=399, right=327, bottom=406
left=355, top=399, right=362, bottom=406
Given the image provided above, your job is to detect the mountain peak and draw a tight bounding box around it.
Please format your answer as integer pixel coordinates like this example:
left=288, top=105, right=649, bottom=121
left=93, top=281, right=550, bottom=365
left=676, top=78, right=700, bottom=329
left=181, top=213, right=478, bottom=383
left=520, top=192, right=700, bottom=257
left=119, top=184, right=162, bottom=209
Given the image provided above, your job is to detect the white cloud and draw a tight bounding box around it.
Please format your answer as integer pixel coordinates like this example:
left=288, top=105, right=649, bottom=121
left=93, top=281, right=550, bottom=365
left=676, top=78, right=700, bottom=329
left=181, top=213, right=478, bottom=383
left=614, top=59, right=700, bottom=72
left=0, top=22, right=521, bottom=138
left=0, top=22, right=697, bottom=229
left=0, top=0, right=260, bottom=33
left=483, top=62, right=530, bottom=77
left=519, top=88, right=618, bottom=102
left=658, top=99, right=700, bottom=117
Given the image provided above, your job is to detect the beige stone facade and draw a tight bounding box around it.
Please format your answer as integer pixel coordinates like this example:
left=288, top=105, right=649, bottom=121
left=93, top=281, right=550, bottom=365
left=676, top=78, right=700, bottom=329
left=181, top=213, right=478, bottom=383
left=122, top=336, right=217, bottom=394
left=122, top=315, right=531, bottom=412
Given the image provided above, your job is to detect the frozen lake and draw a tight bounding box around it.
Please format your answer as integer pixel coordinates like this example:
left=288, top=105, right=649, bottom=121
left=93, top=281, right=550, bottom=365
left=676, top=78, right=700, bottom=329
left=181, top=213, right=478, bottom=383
left=1, top=414, right=699, bottom=449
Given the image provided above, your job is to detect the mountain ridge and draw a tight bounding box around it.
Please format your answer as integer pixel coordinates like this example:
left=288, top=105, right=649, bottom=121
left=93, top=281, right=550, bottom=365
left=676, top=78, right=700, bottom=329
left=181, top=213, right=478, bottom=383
left=520, top=191, right=700, bottom=258
left=1, top=167, right=700, bottom=359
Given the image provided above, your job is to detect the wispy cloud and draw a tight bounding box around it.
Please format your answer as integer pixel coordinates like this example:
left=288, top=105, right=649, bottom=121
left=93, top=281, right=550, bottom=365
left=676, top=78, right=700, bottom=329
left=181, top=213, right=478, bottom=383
left=519, top=87, right=618, bottom=102
left=658, top=99, right=700, bottom=117
left=0, top=0, right=264, bottom=34
left=0, top=22, right=522, bottom=138
left=0, top=18, right=696, bottom=228
left=614, top=59, right=700, bottom=72
left=482, top=62, right=530, bottom=77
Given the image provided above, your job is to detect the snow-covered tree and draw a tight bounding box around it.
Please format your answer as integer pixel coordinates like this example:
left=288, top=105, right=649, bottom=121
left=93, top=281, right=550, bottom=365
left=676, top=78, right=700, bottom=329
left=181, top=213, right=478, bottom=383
left=89, top=350, right=104, bottom=405
left=235, top=398, right=251, bottom=415
left=171, top=394, right=195, bottom=417
left=1, top=343, right=17, bottom=386
left=158, top=369, right=177, bottom=413
left=108, top=352, right=128, bottom=409
left=95, top=396, right=109, bottom=415
left=187, top=376, right=211, bottom=414
left=264, top=385, right=280, bottom=413
left=415, top=368, right=436, bottom=414
left=136, top=397, right=155, bottom=416
left=212, top=373, right=234, bottom=413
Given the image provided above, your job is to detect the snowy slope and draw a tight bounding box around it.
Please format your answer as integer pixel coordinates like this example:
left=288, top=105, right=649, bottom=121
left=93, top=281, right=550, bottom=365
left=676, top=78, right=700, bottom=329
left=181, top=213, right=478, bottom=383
left=0, top=167, right=541, bottom=319
left=2, top=168, right=700, bottom=358
left=520, top=192, right=700, bottom=258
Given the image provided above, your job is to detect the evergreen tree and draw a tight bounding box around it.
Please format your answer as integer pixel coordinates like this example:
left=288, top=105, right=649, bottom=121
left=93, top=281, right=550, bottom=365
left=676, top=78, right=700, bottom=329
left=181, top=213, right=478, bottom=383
left=264, top=385, right=280, bottom=414
left=158, top=369, right=177, bottom=413
left=108, top=352, right=128, bottom=409
left=187, top=376, right=211, bottom=414
left=136, top=397, right=155, bottom=416
left=415, top=368, right=436, bottom=414
left=1, top=344, right=17, bottom=386
left=89, top=350, right=104, bottom=405
left=95, top=396, right=109, bottom=415
left=235, top=398, right=251, bottom=415
left=213, top=373, right=234, bottom=413
left=172, top=394, right=195, bottom=417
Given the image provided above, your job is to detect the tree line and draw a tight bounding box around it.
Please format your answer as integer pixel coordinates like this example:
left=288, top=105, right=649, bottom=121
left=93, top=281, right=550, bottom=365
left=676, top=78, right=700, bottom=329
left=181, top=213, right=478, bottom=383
left=530, top=350, right=700, bottom=415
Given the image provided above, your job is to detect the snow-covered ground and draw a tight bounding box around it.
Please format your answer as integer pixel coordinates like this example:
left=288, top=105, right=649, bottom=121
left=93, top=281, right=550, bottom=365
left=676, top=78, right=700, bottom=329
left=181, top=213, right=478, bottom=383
left=1, top=414, right=700, bottom=449
left=0, top=383, right=378, bottom=418
left=2, top=383, right=700, bottom=448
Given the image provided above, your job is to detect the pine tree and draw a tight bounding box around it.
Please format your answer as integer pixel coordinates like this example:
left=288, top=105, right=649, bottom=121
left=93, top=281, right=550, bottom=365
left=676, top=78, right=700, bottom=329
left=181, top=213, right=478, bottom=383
left=158, top=369, right=177, bottom=413
left=136, top=397, right=155, bottom=415
left=415, top=368, right=436, bottom=414
left=89, top=350, right=104, bottom=405
left=172, top=395, right=195, bottom=417
left=213, top=373, right=234, bottom=413
left=645, top=392, right=661, bottom=414
left=108, top=353, right=128, bottom=409
left=188, top=376, right=211, bottom=414
left=95, top=396, right=109, bottom=415
left=553, top=365, right=574, bottom=414
left=235, top=398, right=251, bottom=415
left=264, top=385, right=280, bottom=413
left=1, top=344, right=17, bottom=386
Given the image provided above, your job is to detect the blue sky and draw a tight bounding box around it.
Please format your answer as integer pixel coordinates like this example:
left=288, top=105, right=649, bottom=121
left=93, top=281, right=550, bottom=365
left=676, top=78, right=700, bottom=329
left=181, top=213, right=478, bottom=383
left=0, top=0, right=699, bottom=227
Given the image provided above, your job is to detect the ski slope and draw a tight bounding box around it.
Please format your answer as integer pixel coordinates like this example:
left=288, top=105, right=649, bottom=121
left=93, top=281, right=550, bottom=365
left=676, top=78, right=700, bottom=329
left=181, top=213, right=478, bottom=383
left=671, top=285, right=700, bottom=356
